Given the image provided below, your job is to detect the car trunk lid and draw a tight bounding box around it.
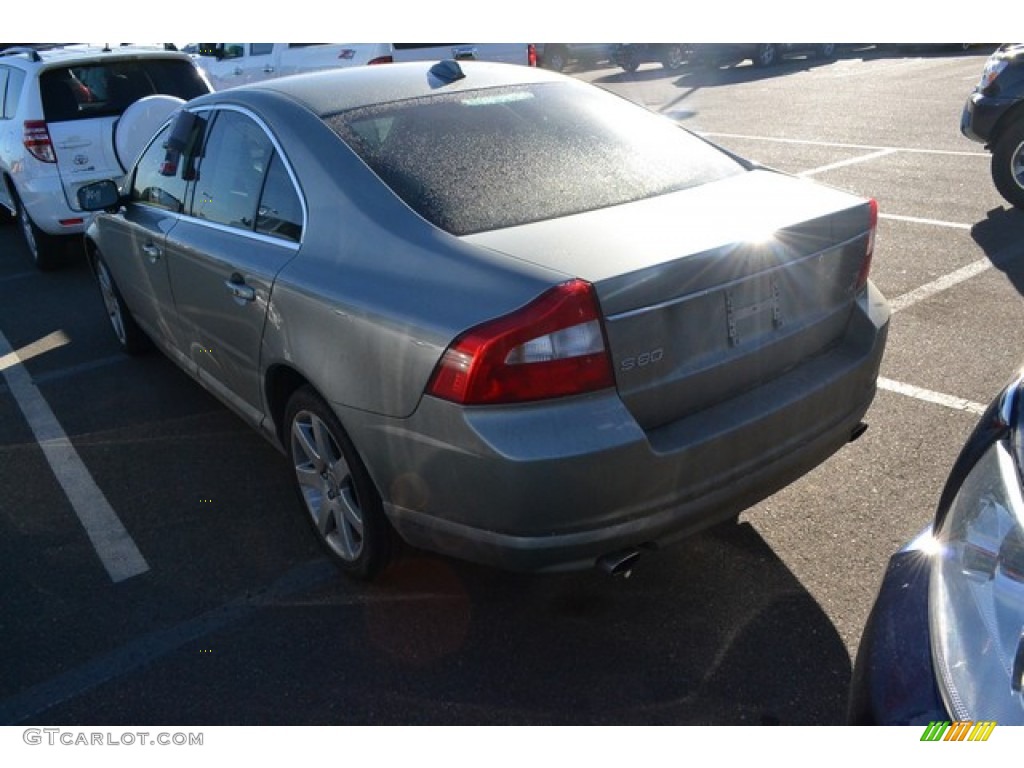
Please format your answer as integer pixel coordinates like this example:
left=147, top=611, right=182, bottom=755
left=463, top=169, right=875, bottom=430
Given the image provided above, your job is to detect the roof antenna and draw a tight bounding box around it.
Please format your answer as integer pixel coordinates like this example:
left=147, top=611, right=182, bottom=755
left=429, top=59, right=465, bottom=86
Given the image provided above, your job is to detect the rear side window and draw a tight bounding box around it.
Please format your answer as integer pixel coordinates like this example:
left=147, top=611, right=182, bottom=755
left=256, top=153, right=303, bottom=242
left=327, top=81, right=745, bottom=236
left=4, top=68, right=25, bottom=118
left=0, top=68, right=8, bottom=119
left=40, top=59, right=209, bottom=122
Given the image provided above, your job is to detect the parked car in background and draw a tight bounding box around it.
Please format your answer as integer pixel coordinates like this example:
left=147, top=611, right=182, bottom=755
left=611, top=43, right=689, bottom=73
left=193, top=44, right=394, bottom=89
left=536, top=43, right=612, bottom=72
left=694, top=43, right=838, bottom=68
left=961, top=43, right=1024, bottom=209
left=76, top=59, right=888, bottom=582
left=194, top=43, right=538, bottom=89
left=0, top=44, right=211, bottom=269
left=850, top=368, right=1024, bottom=725
left=390, top=43, right=536, bottom=67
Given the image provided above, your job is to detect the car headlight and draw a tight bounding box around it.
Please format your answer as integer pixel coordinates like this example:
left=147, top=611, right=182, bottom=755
left=979, top=58, right=1008, bottom=90
left=930, top=383, right=1024, bottom=721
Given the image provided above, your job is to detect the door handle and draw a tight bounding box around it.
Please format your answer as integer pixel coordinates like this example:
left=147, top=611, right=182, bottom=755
left=225, top=274, right=256, bottom=303
left=141, top=242, right=161, bottom=263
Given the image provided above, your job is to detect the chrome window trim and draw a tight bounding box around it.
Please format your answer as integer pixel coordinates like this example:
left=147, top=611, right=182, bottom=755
left=173, top=214, right=302, bottom=250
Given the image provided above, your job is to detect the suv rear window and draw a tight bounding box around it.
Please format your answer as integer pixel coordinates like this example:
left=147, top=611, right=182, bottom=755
left=40, top=59, right=208, bottom=122
left=327, top=81, right=745, bottom=235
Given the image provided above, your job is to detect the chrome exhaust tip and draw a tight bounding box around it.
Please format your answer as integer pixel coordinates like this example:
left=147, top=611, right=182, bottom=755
left=596, top=548, right=642, bottom=578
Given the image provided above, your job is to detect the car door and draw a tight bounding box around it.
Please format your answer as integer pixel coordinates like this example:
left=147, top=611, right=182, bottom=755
left=98, top=120, right=193, bottom=365
left=165, top=106, right=303, bottom=425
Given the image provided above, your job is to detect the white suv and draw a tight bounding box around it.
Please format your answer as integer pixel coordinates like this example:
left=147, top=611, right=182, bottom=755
left=0, top=45, right=212, bottom=269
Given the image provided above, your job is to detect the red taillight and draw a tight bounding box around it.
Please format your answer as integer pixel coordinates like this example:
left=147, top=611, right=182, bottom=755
left=367, top=55, right=393, bottom=65
left=427, top=279, right=615, bottom=405
left=23, top=120, right=56, bottom=163
left=528, top=44, right=538, bottom=67
left=855, top=198, right=878, bottom=291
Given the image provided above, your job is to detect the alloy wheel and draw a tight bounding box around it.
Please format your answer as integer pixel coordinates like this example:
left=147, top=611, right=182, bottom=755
left=290, top=409, right=365, bottom=562
left=96, top=260, right=127, bottom=345
left=17, top=202, right=39, bottom=262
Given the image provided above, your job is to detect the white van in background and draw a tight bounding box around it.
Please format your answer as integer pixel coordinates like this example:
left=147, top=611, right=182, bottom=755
left=193, top=43, right=537, bottom=90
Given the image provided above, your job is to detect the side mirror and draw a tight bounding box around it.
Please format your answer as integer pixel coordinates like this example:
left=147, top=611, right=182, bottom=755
left=77, top=180, right=122, bottom=212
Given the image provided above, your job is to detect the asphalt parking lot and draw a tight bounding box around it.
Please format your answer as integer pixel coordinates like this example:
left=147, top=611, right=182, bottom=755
left=2, top=45, right=1024, bottom=726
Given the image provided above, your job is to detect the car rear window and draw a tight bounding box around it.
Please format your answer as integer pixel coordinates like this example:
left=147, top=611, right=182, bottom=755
left=40, top=58, right=209, bottom=122
left=326, top=81, right=746, bottom=235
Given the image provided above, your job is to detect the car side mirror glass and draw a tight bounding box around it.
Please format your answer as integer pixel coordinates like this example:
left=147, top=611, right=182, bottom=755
left=77, top=180, right=121, bottom=211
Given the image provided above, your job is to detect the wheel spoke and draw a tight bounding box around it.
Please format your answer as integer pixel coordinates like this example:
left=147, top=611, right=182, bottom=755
left=339, top=483, right=364, bottom=535
left=311, top=416, right=337, bottom=465
left=317, top=495, right=338, bottom=535
left=294, top=464, right=323, bottom=492
left=291, top=416, right=324, bottom=473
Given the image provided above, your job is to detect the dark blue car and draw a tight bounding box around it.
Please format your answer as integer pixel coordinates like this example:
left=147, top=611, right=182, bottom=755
left=961, top=43, right=1024, bottom=209
left=850, top=369, right=1024, bottom=724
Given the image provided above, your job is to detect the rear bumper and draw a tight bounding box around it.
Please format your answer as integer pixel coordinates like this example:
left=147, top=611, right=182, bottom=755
left=15, top=172, right=87, bottom=236
left=345, top=283, right=889, bottom=572
left=848, top=529, right=948, bottom=724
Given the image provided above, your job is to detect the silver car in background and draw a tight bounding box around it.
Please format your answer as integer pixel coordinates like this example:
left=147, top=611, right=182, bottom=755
left=78, top=60, right=890, bottom=580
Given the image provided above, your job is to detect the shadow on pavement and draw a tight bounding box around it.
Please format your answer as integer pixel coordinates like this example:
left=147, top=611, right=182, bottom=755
left=24, top=522, right=851, bottom=725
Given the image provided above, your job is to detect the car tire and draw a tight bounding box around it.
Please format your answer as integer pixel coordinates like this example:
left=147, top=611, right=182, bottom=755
left=660, top=44, right=686, bottom=71
left=285, top=386, right=394, bottom=580
left=92, top=250, right=151, bottom=355
left=543, top=45, right=568, bottom=72
left=992, top=119, right=1024, bottom=210
left=753, top=43, right=778, bottom=68
left=16, top=197, right=65, bottom=271
left=618, top=48, right=640, bottom=73
left=816, top=43, right=837, bottom=59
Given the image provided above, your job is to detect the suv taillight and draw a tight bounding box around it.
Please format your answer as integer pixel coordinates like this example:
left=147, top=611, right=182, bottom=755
left=855, top=198, right=878, bottom=291
left=367, top=55, right=393, bottom=65
left=528, top=44, right=538, bottom=67
left=427, top=279, right=615, bottom=405
left=23, top=120, right=57, bottom=163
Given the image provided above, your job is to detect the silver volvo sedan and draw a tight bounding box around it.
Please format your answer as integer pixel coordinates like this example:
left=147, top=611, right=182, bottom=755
left=78, top=60, right=890, bottom=580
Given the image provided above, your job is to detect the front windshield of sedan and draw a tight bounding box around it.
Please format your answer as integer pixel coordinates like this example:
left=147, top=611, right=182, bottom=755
left=326, top=82, right=746, bottom=235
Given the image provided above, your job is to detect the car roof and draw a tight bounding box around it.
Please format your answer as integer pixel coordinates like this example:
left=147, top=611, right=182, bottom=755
left=0, top=44, right=192, bottom=69
left=217, top=60, right=568, bottom=116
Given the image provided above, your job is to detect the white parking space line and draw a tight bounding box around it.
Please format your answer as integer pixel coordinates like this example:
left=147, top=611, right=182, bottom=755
left=0, top=330, right=148, bottom=583
left=799, top=148, right=899, bottom=177
left=878, top=377, right=988, bottom=415
left=698, top=131, right=989, bottom=158
left=879, top=212, right=974, bottom=231
left=888, top=258, right=992, bottom=313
